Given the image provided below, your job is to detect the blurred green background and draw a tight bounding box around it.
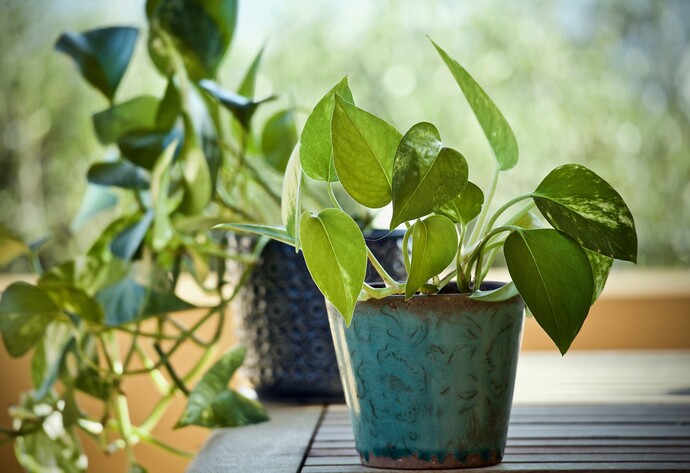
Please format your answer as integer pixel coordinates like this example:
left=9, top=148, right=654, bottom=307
left=1, top=0, right=689, bottom=266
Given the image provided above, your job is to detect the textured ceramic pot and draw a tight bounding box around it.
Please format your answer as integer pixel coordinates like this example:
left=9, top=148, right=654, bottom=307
left=328, top=284, right=524, bottom=469
left=231, top=230, right=404, bottom=401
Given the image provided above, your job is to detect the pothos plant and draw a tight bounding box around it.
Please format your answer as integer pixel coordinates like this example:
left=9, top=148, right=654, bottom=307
left=0, top=1, right=296, bottom=471
left=221, top=39, right=638, bottom=356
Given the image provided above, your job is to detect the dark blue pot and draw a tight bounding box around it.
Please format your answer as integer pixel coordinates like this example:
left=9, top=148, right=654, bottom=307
left=232, top=230, right=404, bottom=401
left=328, top=284, right=524, bottom=469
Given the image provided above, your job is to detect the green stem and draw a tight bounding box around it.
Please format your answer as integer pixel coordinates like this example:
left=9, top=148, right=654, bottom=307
left=153, top=343, right=190, bottom=396
left=137, top=431, right=194, bottom=458
left=468, top=165, right=500, bottom=246
left=134, top=343, right=170, bottom=394
left=465, top=225, right=519, bottom=288
left=361, top=283, right=403, bottom=300
left=326, top=180, right=342, bottom=210
left=483, top=193, right=533, bottom=235
left=367, top=248, right=400, bottom=288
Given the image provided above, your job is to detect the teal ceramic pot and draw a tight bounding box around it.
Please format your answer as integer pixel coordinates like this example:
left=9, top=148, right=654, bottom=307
left=327, top=283, right=524, bottom=469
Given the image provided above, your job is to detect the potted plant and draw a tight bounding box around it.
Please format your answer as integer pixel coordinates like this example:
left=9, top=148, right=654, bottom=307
left=220, top=38, right=637, bottom=469
left=0, top=1, right=289, bottom=471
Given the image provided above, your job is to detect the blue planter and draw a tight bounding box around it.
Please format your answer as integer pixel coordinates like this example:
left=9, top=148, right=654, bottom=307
left=232, top=230, right=405, bottom=401
left=328, top=284, right=524, bottom=469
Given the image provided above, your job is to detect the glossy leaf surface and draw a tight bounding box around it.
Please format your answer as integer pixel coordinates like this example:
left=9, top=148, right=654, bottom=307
left=300, top=77, right=353, bottom=182
left=586, top=249, right=613, bottom=304
left=176, top=347, right=268, bottom=428
left=406, top=215, right=458, bottom=299
left=332, top=96, right=401, bottom=208
left=390, top=122, right=468, bottom=229
left=504, top=229, right=594, bottom=354
left=56, top=26, right=138, bottom=100
left=299, top=208, right=367, bottom=324
left=533, top=164, right=637, bottom=262
left=431, top=40, right=518, bottom=171
left=0, top=283, right=60, bottom=357
left=434, top=181, right=484, bottom=225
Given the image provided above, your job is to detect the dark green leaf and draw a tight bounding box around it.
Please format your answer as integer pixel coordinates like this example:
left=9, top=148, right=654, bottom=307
left=431, top=39, right=518, bottom=171
left=56, top=26, right=138, bottom=101
left=92, top=96, right=159, bottom=144
left=176, top=347, right=268, bottom=428
left=0, top=225, right=29, bottom=267
left=299, top=208, right=367, bottom=324
left=111, top=211, right=154, bottom=261
left=156, top=79, right=181, bottom=130
left=300, top=77, right=354, bottom=182
left=505, top=229, right=594, bottom=354
left=406, top=215, right=458, bottom=299
left=87, top=161, right=150, bottom=190
left=332, top=96, right=402, bottom=208
left=118, top=129, right=182, bottom=170
left=281, top=144, right=302, bottom=244
left=533, top=164, right=637, bottom=262
left=390, top=122, right=468, bottom=229
left=434, top=181, right=484, bottom=225
left=41, top=283, right=105, bottom=324
left=96, top=278, right=147, bottom=326
left=148, top=0, right=238, bottom=79
left=0, top=283, right=61, bottom=357
left=198, top=80, right=276, bottom=129
left=262, top=110, right=298, bottom=173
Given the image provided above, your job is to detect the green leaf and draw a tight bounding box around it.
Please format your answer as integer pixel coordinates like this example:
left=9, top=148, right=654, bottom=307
left=149, top=0, right=238, bottom=79
left=35, top=336, right=75, bottom=401
left=56, top=26, right=138, bottom=101
left=431, top=39, right=518, bottom=171
left=31, top=324, right=73, bottom=398
left=281, top=144, right=302, bottom=245
left=151, top=142, right=178, bottom=252
left=73, top=334, right=111, bottom=400
left=434, top=181, right=484, bottom=225
left=262, top=110, right=298, bottom=173
left=504, top=229, right=594, bottom=354
left=176, top=347, right=268, bottom=428
left=0, top=283, right=61, bottom=357
left=514, top=210, right=544, bottom=229
left=92, top=96, right=159, bottom=144
left=87, top=161, right=150, bottom=190
left=299, top=209, right=367, bottom=324
left=332, top=96, right=402, bottom=208
left=118, top=129, right=181, bottom=170
left=406, top=215, right=458, bottom=299
left=214, top=223, right=295, bottom=247
left=0, top=225, right=29, bottom=267
left=198, top=80, right=276, bottom=129
left=156, top=79, right=182, bottom=130
left=111, top=211, right=154, bottom=261
left=238, top=46, right=265, bottom=98
left=390, top=122, right=468, bottom=229
left=533, top=164, right=637, bottom=263
left=71, top=186, right=118, bottom=230
left=586, top=249, right=613, bottom=304
left=40, top=283, right=105, bottom=324
left=178, top=116, right=212, bottom=215
left=470, top=281, right=519, bottom=302
left=300, top=77, right=354, bottom=182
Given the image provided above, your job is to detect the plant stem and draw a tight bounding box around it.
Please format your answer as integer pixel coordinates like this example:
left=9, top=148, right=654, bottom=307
left=367, top=248, right=399, bottom=288
left=326, top=180, right=342, bottom=210
left=468, top=165, right=500, bottom=246
left=153, top=343, right=190, bottom=396
left=483, top=193, right=533, bottom=235
left=137, top=430, right=194, bottom=458
left=465, top=225, right=519, bottom=288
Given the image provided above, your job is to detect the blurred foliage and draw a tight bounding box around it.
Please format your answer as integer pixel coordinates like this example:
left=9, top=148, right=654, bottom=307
left=1, top=0, right=689, bottom=265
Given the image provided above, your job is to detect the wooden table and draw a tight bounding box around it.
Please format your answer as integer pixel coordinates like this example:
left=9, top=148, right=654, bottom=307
left=187, top=352, right=690, bottom=472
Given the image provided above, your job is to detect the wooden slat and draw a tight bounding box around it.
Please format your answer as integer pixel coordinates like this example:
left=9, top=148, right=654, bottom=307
left=300, top=404, right=690, bottom=472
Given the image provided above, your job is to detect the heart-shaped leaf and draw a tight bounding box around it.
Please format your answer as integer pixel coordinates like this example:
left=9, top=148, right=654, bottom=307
left=586, top=249, right=613, bottom=304
left=176, top=347, right=268, bottom=428
left=40, top=283, right=105, bottom=324
left=431, top=40, right=518, bottom=171
left=148, top=0, right=238, bottom=80
left=92, top=96, right=160, bottom=144
left=56, top=27, right=138, bottom=101
left=262, top=110, right=298, bottom=173
left=532, top=164, right=637, bottom=263
left=299, top=208, right=367, bottom=324
left=281, top=144, right=302, bottom=246
left=332, top=95, right=402, bottom=208
left=390, top=122, right=468, bottom=229
left=406, top=215, right=458, bottom=299
left=434, top=181, right=484, bottom=225
left=504, top=229, right=594, bottom=354
left=300, top=77, right=354, bottom=182
left=0, top=283, right=61, bottom=357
